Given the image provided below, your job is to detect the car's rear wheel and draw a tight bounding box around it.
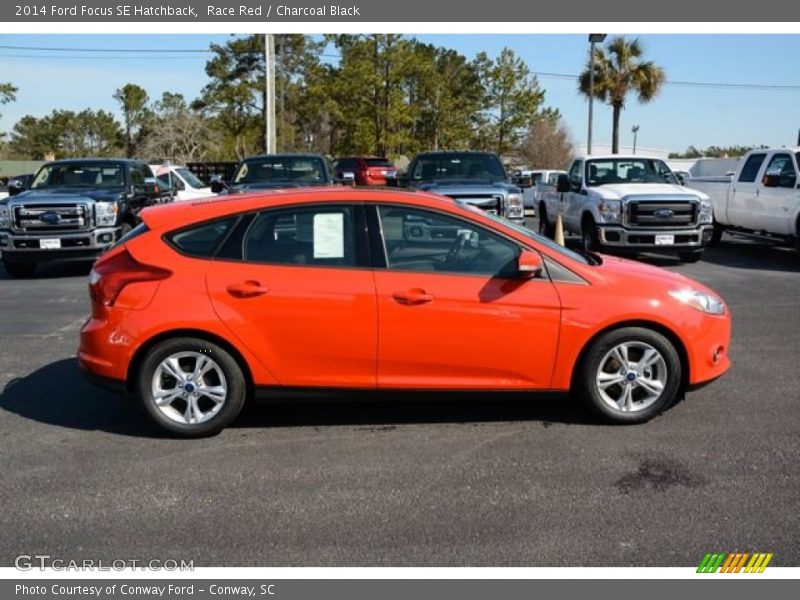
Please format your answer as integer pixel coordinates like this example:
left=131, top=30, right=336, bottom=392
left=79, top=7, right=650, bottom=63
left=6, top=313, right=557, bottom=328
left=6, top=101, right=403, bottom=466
left=575, top=327, right=682, bottom=423
left=538, top=204, right=555, bottom=238
left=2, top=258, right=37, bottom=278
left=136, top=338, right=247, bottom=437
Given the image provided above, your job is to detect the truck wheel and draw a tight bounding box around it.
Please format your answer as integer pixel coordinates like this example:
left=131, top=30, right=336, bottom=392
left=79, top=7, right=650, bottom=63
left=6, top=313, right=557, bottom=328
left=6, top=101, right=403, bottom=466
left=582, top=215, right=600, bottom=251
left=2, top=258, right=37, bottom=278
left=136, top=337, right=247, bottom=437
left=678, top=250, right=703, bottom=263
left=574, top=327, right=682, bottom=424
left=708, top=221, right=724, bottom=246
left=538, top=204, right=555, bottom=238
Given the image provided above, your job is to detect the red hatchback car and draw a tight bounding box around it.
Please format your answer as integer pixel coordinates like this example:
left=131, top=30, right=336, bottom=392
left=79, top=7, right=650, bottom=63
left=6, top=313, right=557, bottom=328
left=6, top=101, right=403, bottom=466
left=333, top=156, right=397, bottom=186
left=79, top=188, right=730, bottom=436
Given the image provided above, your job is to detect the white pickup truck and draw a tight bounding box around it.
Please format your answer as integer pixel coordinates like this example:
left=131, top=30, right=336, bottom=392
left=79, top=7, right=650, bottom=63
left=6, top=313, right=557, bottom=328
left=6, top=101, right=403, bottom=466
left=689, top=147, right=800, bottom=250
left=538, top=154, right=714, bottom=262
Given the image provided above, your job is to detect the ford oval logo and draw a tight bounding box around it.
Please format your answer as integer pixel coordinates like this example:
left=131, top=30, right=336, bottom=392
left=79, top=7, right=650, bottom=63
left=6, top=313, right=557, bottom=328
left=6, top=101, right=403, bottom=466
left=39, top=211, right=61, bottom=225
left=653, top=208, right=674, bottom=219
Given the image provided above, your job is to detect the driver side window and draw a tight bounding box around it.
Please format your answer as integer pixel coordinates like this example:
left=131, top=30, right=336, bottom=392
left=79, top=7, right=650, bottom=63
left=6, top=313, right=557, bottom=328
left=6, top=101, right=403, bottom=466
left=377, top=206, right=519, bottom=277
left=569, top=161, right=583, bottom=191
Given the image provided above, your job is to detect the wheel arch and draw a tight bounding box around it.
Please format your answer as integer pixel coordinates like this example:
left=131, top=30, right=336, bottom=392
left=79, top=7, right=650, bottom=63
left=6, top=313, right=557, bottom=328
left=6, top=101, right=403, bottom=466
left=126, top=328, right=255, bottom=399
left=569, top=319, right=690, bottom=394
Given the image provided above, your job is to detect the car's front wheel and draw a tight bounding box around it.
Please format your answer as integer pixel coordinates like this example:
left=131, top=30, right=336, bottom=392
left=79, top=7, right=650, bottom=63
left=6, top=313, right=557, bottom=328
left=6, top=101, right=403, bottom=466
left=136, top=337, right=247, bottom=437
left=575, top=327, right=682, bottom=423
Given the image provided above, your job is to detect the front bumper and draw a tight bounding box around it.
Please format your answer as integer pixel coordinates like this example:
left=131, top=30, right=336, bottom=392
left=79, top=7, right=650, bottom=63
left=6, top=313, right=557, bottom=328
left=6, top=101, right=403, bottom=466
left=0, top=227, right=120, bottom=260
left=597, top=224, right=713, bottom=250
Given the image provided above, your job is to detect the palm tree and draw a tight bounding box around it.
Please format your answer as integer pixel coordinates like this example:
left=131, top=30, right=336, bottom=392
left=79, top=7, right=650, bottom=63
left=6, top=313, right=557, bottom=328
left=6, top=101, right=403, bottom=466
left=579, top=37, right=665, bottom=154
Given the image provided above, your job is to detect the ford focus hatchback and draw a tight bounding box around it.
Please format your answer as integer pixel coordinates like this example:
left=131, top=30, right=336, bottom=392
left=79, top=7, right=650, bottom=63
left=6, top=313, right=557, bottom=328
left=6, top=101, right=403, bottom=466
left=79, top=188, right=730, bottom=436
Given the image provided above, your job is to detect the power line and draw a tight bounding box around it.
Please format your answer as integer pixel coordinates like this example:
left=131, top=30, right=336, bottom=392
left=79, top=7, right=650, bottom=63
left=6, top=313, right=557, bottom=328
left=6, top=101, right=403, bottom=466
left=533, top=70, right=800, bottom=91
left=0, top=53, right=206, bottom=60
left=0, top=44, right=213, bottom=53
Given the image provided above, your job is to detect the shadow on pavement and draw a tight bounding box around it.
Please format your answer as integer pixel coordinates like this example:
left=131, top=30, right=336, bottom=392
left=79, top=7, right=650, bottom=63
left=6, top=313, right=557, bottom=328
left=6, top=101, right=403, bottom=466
left=0, top=259, right=93, bottom=281
left=0, top=358, right=597, bottom=437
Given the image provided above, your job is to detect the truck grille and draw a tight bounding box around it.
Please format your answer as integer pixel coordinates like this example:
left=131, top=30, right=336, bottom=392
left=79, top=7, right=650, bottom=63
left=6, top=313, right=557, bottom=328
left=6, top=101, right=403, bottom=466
left=12, top=204, right=91, bottom=232
left=445, top=194, right=503, bottom=215
left=627, top=200, right=698, bottom=228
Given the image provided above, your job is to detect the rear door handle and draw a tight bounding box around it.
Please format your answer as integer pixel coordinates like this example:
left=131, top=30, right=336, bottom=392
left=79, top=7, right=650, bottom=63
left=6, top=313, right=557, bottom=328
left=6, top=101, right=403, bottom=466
left=226, top=280, right=270, bottom=298
left=392, top=288, right=434, bottom=305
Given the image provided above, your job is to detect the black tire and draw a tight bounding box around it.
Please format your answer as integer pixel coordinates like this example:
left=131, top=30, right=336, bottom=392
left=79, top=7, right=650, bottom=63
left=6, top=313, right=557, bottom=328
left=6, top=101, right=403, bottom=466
left=2, top=258, right=37, bottom=278
left=135, top=337, right=247, bottom=437
left=678, top=250, right=703, bottom=263
left=574, top=327, right=682, bottom=424
left=708, top=221, right=724, bottom=247
left=538, top=204, right=555, bottom=238
left=581, top=215, right=600, bottom=251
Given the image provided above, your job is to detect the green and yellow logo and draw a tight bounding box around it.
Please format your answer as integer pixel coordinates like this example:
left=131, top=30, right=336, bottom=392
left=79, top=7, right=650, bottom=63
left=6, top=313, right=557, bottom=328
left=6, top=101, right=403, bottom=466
left=697, top=552, right=773, bottom=573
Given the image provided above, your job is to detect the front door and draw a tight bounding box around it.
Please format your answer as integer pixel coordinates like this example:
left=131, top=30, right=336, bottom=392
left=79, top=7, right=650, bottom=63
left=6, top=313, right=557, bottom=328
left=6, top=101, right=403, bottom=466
left=372, top=205, right=562, bottom=389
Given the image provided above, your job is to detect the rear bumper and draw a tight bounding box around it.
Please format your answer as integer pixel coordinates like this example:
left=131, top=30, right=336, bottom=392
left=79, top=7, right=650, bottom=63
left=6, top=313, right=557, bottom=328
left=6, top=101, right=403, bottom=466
left=597, top=224, right=713, bottom=250
left=80, top=365, right=128, bottom=395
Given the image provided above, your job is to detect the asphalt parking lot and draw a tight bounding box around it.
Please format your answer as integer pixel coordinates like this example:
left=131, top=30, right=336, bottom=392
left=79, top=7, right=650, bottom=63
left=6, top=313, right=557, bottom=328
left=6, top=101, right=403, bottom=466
left=1, top=223, right=798, bottom=567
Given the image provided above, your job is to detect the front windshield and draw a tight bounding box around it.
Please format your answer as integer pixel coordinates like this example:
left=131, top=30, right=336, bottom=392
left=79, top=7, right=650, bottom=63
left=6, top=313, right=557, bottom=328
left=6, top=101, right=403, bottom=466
left=411, top=154, right=507, bottom=182
left=465, top=204, right=591, bottom=265
left=31, top=163, right=126, bottom=189
left=585, top=158, right=678, bottom=187
left=234, top=157, right=325, bottom=185
left=176, top=168, right=207, bottom=189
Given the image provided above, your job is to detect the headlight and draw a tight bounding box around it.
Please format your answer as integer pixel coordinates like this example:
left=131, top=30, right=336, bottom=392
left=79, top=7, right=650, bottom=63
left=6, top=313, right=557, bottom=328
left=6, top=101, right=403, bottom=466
left=94, top=201, right=118, bottom=227
left=599, top=200, right=621, bottom=224
left=699, top=200, right=713, bottom=224
left=668, top=289, right=726, bottom=315
left=0, top=205, right=9, bottom=228
left=506, top=193, right=524, bottom=218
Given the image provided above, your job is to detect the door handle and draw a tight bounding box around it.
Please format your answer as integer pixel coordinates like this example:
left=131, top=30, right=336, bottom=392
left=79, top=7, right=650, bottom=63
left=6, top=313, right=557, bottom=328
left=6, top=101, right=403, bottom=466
left=226, top=280, right=270, bottom=298
left=392, top=288, right=434, bottom=305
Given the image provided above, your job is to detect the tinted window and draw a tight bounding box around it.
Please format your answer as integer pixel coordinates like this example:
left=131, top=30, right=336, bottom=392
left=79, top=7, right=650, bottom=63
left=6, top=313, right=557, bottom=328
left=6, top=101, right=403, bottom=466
left=378, top=206, right=519, bottom=276
left=31, top=163, right=126, bottom=189
left=764, top=153, right=796, bottom=188
left=585, top=158, right=677, bottom=186
left=568, top=161, right=583, bottom=189
left=244, top=205, right=356, bottom=267
left=366, top=158, right=393, bottom=168
left=410, top=154, right=507, bottom=182
left=234, top=156, right=326, bottom=184
left=167, top=217, right=237, bottom=258
left=738, top=153, right=767, bottom=183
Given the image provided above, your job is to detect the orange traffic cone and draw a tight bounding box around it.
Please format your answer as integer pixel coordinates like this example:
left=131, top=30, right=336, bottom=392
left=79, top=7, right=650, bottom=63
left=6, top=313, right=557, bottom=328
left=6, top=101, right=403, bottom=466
left=555, top=214, right=565, bottom=247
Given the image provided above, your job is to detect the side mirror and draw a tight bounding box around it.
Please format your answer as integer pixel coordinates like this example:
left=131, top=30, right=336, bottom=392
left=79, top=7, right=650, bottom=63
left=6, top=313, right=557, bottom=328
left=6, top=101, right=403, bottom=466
left=516, top=249, right=543, bottom=279
left=675, top=173, right=686, bottom=186
left=339, top=171, right=356, bottom=186
left=556, top=173, right=570, bottom=193
left=210, top=178, right=227, bottom=194
left=762, top=174, right=779, bottom=188
left=134, top=177, right=158, bottom=197
left=8, top=180, right=27, bottom=196
left=396, top=174, right=409, bottom=188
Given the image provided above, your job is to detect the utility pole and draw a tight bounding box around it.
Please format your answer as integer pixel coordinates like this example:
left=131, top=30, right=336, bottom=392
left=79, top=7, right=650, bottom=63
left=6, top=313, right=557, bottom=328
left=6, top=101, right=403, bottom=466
left=587, top=33, right=606, bottom=156
left=265, top=33, right=276, bottom=154
left=632, top=125, right=640, bottom=154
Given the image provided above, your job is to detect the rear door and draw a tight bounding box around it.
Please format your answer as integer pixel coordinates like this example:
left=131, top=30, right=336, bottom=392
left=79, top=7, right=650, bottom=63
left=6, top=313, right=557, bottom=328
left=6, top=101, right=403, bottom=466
left=371, top=204, right=561, bottom=389
left=562, top=160, right=584, bottom=231
left=205, top=202, right=378, bottom=387
left=729, top=152, right=767, bottom=227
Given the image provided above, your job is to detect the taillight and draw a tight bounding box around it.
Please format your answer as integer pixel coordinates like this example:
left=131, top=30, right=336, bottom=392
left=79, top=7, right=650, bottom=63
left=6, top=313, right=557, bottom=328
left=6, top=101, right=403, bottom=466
left=89, top=248, right=171, bottom=307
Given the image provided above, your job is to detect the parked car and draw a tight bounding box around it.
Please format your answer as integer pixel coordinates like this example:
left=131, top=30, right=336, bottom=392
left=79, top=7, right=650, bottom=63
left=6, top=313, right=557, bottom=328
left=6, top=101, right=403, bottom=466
left=403, top=151, right=525, bottom=224
left=689, top=147, right=800, bottom=249
left=539, top=155, right=714, bottom=263
left=210, top=153, right=338, bottom=194
left=333, top=156, right=397, bottom=186
left=0, top=159, right=169, bottom=277
left=150, top=164, right=215, bottom=202
left=79, top=187, right=730, bottom=436
left=532, top=170, right=567, bottom=210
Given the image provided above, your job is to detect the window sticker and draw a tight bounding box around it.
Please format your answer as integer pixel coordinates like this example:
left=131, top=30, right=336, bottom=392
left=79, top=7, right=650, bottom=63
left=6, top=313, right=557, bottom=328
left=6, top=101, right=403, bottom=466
left=313, top=212, right=345, bottom=258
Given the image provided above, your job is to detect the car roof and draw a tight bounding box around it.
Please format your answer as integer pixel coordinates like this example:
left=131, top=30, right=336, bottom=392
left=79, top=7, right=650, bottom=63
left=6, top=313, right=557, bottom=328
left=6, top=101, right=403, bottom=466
left=44, top=158, right=145, bottom=165
left=139, top=187, right=456, bottom=231
left=574, top=154, right=664, bottom=161
left=242, top=153, right=326, bottom=161
left=413, top=151, right=498, bottom=157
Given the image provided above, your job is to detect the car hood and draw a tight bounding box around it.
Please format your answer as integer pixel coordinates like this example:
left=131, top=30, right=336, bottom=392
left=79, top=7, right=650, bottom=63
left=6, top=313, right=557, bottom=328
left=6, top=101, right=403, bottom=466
left=8, top=188, right=123, bottom=204
left=592, top=253, right=716, bottom=295
left=590, top=183, right=704, bottom=200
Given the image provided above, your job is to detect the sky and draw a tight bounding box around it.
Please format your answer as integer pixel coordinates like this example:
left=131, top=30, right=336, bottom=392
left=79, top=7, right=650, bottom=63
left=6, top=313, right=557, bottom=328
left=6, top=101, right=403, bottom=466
left=0, top=33, right=798, bottom=154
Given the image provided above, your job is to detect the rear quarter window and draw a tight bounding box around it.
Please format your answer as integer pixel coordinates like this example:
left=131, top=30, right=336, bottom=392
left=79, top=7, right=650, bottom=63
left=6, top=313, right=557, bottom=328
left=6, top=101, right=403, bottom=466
left=166, top=217, right=238, bottom=258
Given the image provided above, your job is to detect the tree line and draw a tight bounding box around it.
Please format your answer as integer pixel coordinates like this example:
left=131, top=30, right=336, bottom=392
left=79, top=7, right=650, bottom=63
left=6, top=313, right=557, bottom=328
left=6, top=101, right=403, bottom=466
left=0, top=35, right=676, bottom=168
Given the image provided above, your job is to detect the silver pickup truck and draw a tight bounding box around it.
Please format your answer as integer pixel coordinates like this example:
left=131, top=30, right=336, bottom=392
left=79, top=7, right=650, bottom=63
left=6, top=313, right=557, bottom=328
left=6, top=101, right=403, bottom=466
left=538, top=155, right=714, bottom=263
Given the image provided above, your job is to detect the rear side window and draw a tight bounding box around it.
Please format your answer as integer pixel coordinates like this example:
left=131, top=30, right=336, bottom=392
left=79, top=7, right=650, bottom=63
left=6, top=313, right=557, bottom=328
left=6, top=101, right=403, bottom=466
left=167, top=217, right=237, bottom=258
left=738, top=153, right=767, bottom=183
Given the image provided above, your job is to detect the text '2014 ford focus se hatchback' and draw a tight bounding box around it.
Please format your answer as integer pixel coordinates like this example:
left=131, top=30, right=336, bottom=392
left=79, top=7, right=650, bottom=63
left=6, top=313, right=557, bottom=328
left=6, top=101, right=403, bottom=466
left=79, top=188, right=731, bottom=436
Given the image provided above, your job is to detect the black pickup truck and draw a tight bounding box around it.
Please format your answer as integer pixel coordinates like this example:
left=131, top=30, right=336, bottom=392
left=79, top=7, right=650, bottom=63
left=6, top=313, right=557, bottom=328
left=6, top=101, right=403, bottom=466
left=0, top=159, right=171, bottom=277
